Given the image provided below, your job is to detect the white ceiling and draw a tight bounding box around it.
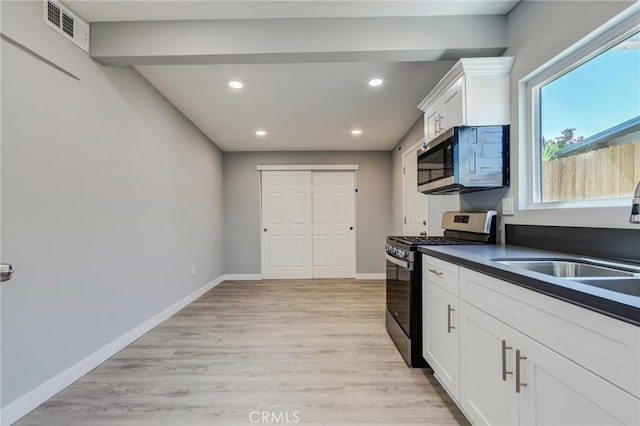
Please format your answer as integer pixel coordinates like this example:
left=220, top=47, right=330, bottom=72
left=137, top=61, right=456, bottom=151
left=72, top=1, right=519, bottom=151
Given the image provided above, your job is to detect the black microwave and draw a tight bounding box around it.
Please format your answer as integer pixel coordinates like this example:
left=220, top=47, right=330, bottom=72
left=417, top=125, right=509, bottom=194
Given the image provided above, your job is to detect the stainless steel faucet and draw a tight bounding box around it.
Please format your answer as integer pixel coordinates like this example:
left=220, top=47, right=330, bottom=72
left=631, top=181, right=640, bottom=224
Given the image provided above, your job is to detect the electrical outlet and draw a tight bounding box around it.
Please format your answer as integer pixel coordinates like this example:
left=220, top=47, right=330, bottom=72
left=191, top=265, right=196, bottom=276
left=502, top=197, right=515, bottom=216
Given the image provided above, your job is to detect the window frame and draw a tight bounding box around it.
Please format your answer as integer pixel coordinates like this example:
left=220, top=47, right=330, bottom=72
left=519, top=5, right=640, bottom=211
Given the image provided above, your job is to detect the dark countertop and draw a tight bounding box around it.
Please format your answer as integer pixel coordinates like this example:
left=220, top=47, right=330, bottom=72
left=417, top=244, right=640, bottom=326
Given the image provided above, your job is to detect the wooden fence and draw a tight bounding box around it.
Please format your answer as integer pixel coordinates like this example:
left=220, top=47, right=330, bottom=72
left=542, top=141, right=640, bottom=202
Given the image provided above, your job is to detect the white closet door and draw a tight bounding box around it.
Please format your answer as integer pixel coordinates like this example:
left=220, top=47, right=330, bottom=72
left=403, top=145, right=427, bottom=235
left=311, top=171, right=355, bottom=278
left=261, top=171, right=312, bottom=279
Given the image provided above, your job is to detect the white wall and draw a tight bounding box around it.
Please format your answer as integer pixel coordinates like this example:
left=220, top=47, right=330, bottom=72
left=462, top=0, right=637, bottom=231
left=223, top=151, right=392, bottom=275
left=393, top=1, right=637, bottom=240
left=1, top=0, right=224, bottom=414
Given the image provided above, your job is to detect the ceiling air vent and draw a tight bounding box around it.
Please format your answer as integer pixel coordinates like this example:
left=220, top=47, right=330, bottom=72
left=62, top=12, right=74, bottom=37
left=43, top=0, right=89, bottom=53
left=47, top=1, right=60, bottom=27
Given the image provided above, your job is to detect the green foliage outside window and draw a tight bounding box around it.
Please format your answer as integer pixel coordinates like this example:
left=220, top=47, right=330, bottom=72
left=541, top=128, right=584, bottom=161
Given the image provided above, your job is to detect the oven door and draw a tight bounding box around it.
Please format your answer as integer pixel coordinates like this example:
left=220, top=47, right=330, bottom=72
left=386, top=253, right=412, bottom=335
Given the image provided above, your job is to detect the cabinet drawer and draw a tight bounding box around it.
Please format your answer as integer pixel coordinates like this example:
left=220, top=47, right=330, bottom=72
left=423, top=255, right=460, bottom=296
left=460, top=267, right=640, bottom=398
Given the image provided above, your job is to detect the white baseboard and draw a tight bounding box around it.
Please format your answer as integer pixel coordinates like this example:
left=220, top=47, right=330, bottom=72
left=355, top=273, right=386, bottom=280
left=1, top=275, right=225, bottom=426
left=221, top=273, right=384, bottom=280
left=223, top=274, right=262, bottom=281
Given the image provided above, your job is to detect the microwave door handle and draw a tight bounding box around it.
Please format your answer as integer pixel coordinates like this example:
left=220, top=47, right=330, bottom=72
left=469, top=152, right=477, bottom=174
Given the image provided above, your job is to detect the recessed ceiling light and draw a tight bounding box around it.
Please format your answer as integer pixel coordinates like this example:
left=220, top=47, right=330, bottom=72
left=255, top=130, right=267, bottom=136
left=368, top=78, right=383, bottom=87
left=229, top=81, right=244, bottom=89
left=351, top=129, right=363, bottom=136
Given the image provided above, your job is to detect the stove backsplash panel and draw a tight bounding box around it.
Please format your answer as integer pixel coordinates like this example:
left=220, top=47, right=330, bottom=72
left=505, top=225, right=640, bottom=265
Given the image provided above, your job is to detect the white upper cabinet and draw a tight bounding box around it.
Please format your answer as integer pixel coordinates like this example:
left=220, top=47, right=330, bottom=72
left=418, top=57, right=515, bottom=143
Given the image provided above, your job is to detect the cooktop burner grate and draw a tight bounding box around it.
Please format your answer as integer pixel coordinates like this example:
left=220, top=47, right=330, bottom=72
left=389, top=236, right=484, bottom=246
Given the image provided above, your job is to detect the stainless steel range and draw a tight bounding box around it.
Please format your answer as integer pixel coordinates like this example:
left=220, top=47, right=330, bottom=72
left=385, top=210, right=497, bottom=367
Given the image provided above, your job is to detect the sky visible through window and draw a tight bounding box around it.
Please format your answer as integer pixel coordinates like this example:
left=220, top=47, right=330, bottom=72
left=540, top=31, right=640, bottom=142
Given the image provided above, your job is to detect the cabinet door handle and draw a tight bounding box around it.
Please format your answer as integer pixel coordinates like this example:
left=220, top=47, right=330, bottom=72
left=501, top=340, right=513, bottom=381
left=428, top=268, right=443, bottom=276
left=434, top=118, right=440, bottom=134
left=1, top=264, right=14, bottom=282
left=516, top=349, right=527, bottom=393
left=447, top=304, right=455, bottom=333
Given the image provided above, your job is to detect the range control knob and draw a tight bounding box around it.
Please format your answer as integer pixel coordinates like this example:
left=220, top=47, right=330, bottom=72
left=398, top=250, right=406, bottom=258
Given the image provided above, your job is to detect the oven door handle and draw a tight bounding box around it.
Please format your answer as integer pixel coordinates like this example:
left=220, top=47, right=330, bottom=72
left=385, top=253, right=413, bottom=271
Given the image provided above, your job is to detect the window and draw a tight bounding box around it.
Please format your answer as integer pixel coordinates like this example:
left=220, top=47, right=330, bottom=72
left=524, top=10, right=640, bottom=208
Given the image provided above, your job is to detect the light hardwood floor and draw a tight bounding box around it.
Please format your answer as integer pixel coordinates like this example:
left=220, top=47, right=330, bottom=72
left=16, top=279, right=468, bottom=426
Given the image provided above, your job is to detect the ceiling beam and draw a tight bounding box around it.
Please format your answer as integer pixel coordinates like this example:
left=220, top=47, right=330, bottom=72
left=90, top=16, right=507, bottom=65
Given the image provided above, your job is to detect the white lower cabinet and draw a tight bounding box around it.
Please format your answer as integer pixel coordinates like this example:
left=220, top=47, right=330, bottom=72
left=421, top=256, right=640, bottom=425
left=459, top=301, right=519, bottom=426
left=517, top=330, right=639, bottom=426
left=459, top=300, right=640, bottom=426
left=422, top=280, right=460, bottom=401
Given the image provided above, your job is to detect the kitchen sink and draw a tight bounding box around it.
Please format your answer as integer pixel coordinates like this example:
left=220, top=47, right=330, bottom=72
left=493, top=258, right=640, bottom=278
left=492, top=257, right=640, bottom=298
left=574, top=278, right=640, bottom=297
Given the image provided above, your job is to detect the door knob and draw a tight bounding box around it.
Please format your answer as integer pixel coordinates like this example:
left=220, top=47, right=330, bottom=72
left=1, top=264, right=14, bottom=282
